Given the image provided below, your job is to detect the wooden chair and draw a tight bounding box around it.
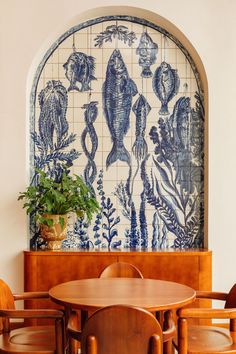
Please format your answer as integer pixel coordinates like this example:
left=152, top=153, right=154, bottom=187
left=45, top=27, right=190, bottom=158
left=100, top=262, right=172, bottom=348
left=68, top=263, right=143, bottom=353
left=175, top=283, right=236, bottom=354
left=0, top=279, right=64, bottom=354
left=99, top=262, right=144, bottom=278
left=68, top=304, right=175, bottom=354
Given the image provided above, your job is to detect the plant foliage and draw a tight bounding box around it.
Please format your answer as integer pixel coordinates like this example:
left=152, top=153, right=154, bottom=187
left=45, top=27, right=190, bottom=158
left=18, top=169, right=100, bottom=228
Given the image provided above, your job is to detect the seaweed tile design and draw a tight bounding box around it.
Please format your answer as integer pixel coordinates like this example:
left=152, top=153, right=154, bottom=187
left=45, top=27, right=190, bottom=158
left=74, top=218, right=93, bottom=248
left=96, top=170, right=121, bottom=249
left=94, top=24, right=136, bottom=47
left=145, top=93, right=204, bottom=248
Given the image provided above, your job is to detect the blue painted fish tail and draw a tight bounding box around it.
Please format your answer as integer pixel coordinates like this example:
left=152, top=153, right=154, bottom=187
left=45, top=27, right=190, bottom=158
left=106, top=142, right=131, bottom=169
left=141, top=67, right=152, bottom=78
left=132, top=136, right=148, bottom=161
left=68, top=84, right=80, bottom=92
left=159, top=103, right=169, bottom=115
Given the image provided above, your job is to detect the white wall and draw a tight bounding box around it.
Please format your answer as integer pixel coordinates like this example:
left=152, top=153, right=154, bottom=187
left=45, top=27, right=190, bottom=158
left=0, top=0, right=235, bottom=292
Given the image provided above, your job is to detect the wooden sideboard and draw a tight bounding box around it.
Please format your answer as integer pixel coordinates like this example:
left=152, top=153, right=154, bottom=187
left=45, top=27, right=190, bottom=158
left=24, top=248, right=212, bottom=291
left=24, top=249, right=212, bottom=322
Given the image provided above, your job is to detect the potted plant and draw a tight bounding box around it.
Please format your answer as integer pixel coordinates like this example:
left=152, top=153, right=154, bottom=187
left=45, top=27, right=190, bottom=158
left=18, top=169, right=100, bottom=250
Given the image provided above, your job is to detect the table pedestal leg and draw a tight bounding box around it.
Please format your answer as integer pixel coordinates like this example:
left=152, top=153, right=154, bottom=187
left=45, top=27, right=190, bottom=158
left=81, top=310, right=88, bottom=329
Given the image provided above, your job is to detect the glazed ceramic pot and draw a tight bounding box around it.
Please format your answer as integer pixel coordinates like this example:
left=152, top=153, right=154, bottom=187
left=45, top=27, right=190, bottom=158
left=40, top=214, right=68, bottom=250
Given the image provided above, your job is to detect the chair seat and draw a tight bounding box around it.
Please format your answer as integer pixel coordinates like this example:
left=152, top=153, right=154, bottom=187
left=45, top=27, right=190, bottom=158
left=177, top=325, right=236, bottom=354
left=0, top=325, right=56, bottom=353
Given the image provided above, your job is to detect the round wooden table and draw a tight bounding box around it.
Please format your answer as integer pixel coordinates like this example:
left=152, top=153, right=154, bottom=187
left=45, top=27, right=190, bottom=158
left=49, top=278, right=196, bottom=311
left=50, top=278, right=195, bottom=354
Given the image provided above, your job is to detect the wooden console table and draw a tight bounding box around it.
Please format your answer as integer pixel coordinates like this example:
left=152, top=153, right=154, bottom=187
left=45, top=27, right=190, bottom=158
left=24, top=249, right=212, bottom=324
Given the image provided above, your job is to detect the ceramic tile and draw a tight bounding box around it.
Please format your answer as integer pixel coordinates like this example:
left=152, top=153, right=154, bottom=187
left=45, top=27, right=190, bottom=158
left=30, top=16, right=205, bottom=250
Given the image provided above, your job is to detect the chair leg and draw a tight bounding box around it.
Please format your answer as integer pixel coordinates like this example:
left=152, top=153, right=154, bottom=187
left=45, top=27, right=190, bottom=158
left=150, top=334, right=162, bottom=354
left=87, top=335, right=97, bottom=354
left=178, top=318, right=188, bottom=354
left=81, top=310, right=89, bottom=329
left=163, top=339, right=174, bottom=354
left=55, top=318, right=64, bottom=354
left=69, top=337, right=80, bottom=354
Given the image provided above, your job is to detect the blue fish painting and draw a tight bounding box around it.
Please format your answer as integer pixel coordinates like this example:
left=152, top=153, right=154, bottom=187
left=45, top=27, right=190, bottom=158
left=38, top=80, right=68, bottom=151
left=132, top=94, right=151, bottom=161
left=168, top=97, right=191, bottom=150
left=103, top=49, right=138, bottom=169
left=152, top=61, right=180, bottom=115
left=63, top=52, right=96, bottom=92
left=136, top=32, right=158, bottom=78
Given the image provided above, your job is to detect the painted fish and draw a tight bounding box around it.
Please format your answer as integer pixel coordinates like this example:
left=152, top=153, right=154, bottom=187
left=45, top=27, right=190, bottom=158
left=168, top=97, right=191, bottom=149
left=152, top=61, right=180, bottom=115
left=38, top=80, right=68, bottom=151
left=136, top=32, right=158, bottom=78
left=81, top=101, right=98, bottom=186
left=103, top=49, right=138, bottom=169
left=63, top=52, right=96, bottom=92
left=132, top=94, right=151, bottom=161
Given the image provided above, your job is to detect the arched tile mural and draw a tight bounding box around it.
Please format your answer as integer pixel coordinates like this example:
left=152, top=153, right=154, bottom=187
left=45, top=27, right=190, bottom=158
left=30, top=15, right=205, bottom=250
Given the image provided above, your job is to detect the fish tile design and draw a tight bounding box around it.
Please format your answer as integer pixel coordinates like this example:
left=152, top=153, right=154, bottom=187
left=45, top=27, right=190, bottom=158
left=63, top=52, right=96, bottom=92
left=136, top=31, right=158, bottom=78
left=103, top=49, right=138, bottom=169
left=152, top=61, right=180, bottom=115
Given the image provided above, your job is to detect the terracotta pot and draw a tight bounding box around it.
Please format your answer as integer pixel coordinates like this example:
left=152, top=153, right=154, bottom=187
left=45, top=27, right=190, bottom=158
left=40, top=214, right=68, bottom=250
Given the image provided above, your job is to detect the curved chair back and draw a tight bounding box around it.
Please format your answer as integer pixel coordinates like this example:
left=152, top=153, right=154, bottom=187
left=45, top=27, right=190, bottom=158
left=0, top=279, right=15, bottom=332
left=81, top=305, right=162, bottom=354
left=99, top=262, right=143, bottom=278
left=176, top=283, right=236, bottom=354
left=0, top=279, right=64, bottom=354
left=225, top=283, right=236, bottom=308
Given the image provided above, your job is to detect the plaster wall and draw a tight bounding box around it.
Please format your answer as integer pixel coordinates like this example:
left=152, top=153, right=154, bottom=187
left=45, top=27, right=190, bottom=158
left=0, top=0, right=235, bottom=292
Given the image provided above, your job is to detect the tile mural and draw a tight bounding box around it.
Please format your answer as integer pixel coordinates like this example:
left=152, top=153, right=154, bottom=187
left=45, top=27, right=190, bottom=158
left=30, top=16, right=205, bottom=250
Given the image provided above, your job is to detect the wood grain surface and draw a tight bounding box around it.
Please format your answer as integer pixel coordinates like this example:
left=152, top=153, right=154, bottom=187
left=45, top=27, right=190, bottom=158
left=49, top=278, right=196, bottom=312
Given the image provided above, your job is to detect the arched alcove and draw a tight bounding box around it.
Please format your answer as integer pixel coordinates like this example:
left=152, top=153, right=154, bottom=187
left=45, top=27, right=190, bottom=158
left=29, top=6, right=208, bottom=250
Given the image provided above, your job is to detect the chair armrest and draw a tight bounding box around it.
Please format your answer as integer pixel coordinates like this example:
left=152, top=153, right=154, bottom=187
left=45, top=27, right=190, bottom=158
left=67, top=311, right=81, bottom=341
left=178, top=307, right=236, bottom=319
left=13, top=292, right=49, bottom=300
left=0, top=309, right=64, bottom=319
left=196, top=290, right=227, bottom=301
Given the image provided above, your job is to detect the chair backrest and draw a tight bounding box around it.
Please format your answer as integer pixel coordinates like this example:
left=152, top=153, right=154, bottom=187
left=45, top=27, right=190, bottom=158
left=0, top=279, right=15, bottom=332
left=81, top=305, right=162, bottom=354
left=99, top=262, right=143, bottom=278
left=225, top=283, right=236, bottom=308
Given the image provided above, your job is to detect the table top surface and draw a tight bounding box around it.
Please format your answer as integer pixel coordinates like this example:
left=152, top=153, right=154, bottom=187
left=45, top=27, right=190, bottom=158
left=49, top=278, right=196, bottom=311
